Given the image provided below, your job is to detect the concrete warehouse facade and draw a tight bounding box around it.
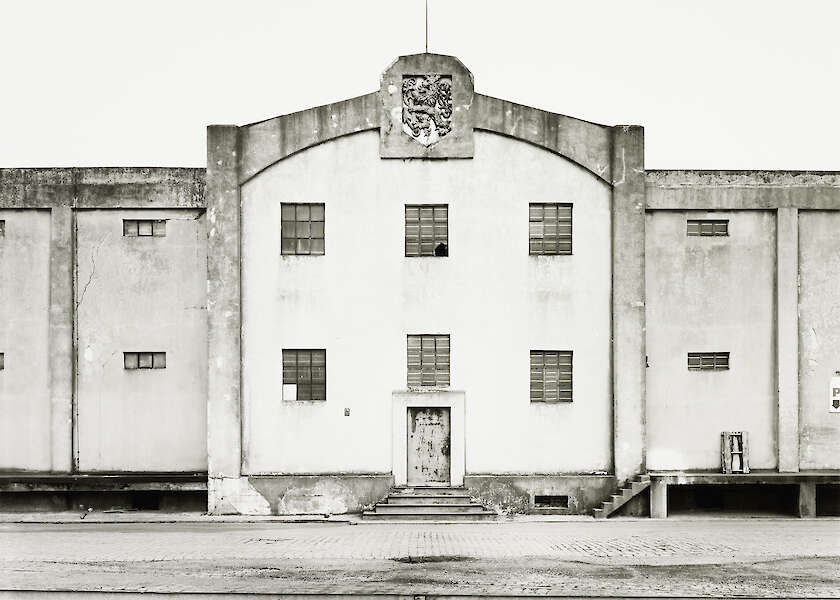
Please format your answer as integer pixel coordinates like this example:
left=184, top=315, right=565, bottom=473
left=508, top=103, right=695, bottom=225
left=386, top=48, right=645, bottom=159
left=0, top=54, right=838, bottom=517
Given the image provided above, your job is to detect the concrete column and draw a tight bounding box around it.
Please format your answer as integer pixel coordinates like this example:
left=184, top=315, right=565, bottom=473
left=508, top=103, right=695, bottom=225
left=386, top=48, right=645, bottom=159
left=611, top=125, right=646, bottom=484
left=650, top=479, right=667, bottom=518
left=798, top=481, right=816, bottom=518
left=777, top=208, right=799, bottom=472
left=48, top=205, right=74, bottom=472
left=206, top=125, right=242, bottom=486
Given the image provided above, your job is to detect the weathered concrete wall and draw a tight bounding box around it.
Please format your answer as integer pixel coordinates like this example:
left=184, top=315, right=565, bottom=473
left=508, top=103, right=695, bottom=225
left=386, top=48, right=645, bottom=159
left=464, top=475, right=614, bottom=515
left=0, top=210, right=52, bottom=470
left=241, top=130, right=612, bottom=476
left=75, top=209, right=207, bottom=471
left=249, top=475, right=393, bottom=515
left=798, top=211, right=840, bottom=469
left=645, top=210, right=777, bottom=470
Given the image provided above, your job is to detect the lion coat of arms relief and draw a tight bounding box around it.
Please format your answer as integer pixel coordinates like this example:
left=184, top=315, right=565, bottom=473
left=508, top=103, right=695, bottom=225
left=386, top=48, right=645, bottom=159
left=402, top=74, right=453, bottom=147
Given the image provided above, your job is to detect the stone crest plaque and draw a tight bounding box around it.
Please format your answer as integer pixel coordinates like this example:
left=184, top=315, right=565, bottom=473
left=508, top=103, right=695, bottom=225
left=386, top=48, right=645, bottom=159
left=402, top=74, right=452, bottom=147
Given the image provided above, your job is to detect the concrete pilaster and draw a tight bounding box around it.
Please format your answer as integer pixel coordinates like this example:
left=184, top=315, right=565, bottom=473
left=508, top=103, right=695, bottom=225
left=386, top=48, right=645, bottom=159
left=206, top=125, right=242, bottom=488
left=611, top=125, right=646, bottom=484
left=650, top=479, right=667, bottom=518
left=48, top=205, right=74, bottom=472
left=798, top=481, right=816, bottom=518
left=777, top=208, right=799, bottom=472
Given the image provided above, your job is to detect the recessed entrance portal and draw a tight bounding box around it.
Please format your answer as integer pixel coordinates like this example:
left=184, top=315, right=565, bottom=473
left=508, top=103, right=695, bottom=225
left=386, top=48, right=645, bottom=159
left=407, top=407, right=451, bottom=485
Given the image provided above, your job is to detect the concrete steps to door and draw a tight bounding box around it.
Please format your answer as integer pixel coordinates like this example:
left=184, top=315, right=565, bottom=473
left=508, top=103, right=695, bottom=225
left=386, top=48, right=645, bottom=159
left=363, top=486, right=497, bottom=521
left=592, top=474, right=650, bottom=519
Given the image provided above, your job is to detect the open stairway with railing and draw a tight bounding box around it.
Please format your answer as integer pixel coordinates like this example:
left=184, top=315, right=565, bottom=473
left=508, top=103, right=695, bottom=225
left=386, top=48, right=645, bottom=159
left=592, top=474, right=650, bottom=519
left=363, top=486, right=497, bottom=521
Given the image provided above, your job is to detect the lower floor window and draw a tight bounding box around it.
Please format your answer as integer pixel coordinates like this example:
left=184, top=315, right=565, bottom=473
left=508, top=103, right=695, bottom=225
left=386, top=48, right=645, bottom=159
left=530, top=350, right=572, bottom=402
left=282, top=349, right=326, bottom=401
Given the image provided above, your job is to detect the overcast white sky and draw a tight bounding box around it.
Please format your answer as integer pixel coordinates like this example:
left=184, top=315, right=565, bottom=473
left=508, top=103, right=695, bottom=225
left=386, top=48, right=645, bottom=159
left=1, top=0, right=838, bottom=170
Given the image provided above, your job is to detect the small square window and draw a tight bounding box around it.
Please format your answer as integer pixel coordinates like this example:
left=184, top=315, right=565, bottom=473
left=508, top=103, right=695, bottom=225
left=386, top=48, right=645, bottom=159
left=123, top=220, right=139, bottom=236
left=530, top=203, right=572, bottom=255
left=406, top=205, right=448, bottom=257
left=530, top=350, right=573, bottom=402
left=281, top=203, right=325, bottom=256
left=138, top=221, right=153, bottom=236
left=138, top=352, right=153, bottom=368
left=152, top=352, right=166, bottom=369
left=407, top=335, right=450, bottom=387
left=124, top=352, right=139, bottom=369
left=282, top=349, right=327, bottom=401
left=152, top=220, right=166, bottom=237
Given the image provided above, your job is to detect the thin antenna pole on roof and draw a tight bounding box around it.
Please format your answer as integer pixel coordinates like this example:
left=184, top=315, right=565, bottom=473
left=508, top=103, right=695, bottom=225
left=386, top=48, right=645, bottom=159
left=425, top=0, right=429, bottom=53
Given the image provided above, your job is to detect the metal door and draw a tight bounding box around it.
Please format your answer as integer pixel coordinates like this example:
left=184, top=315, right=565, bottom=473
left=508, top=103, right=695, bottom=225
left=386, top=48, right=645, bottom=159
left=407, top=407, right=451, bottom=485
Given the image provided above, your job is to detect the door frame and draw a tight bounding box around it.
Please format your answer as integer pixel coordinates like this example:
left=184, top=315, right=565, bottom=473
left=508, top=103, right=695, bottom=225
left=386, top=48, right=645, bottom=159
left=392, top=390, right=465, bottom=487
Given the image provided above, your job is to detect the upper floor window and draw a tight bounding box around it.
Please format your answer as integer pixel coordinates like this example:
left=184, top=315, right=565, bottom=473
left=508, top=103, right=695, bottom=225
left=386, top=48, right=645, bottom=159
left=407, top=334, right=450, bottom=387
left=281, top=203, right=325, bottom=255
left=688, top=352, right=729, bottom=371
left=687, top=219, right=728, bottom=237
left=282, top=349, right=326, bottom=401
left=529, top=203, right=572, bottom=255
left=406, top=205, right=448, bottom=257
left=530, top=350, right=572, bottom=402
left=123, top=219, right=166, bottom=237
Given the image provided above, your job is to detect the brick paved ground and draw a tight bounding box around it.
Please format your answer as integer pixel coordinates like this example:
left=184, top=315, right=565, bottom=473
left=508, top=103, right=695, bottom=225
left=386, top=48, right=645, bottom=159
left=1, top=519, right=838, bottom=596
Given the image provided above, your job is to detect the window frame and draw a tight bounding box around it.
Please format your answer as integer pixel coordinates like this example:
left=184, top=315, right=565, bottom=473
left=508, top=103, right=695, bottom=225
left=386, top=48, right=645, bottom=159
left=529, top=203, right=573, bottom=256
left=407, top=334, right=451, bottom=388
left=124, top=352, right=167, bottom=370
left=123, top=219, right=167, bottom=237
left=405, top=204, right=449, bottom=257
left=687, top=219, right=729, bottom=237
left=281, top=203, right=325, bottom=256
left=282, top=349, right=327, bottom=401
left=687, top=352, right=730, bottom=371
left=530, top=350, right=573, bottom=403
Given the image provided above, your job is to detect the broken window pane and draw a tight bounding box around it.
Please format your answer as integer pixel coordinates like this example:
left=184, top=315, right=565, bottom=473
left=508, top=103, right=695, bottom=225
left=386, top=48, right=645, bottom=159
left=405, top=205, right=448, bottom=257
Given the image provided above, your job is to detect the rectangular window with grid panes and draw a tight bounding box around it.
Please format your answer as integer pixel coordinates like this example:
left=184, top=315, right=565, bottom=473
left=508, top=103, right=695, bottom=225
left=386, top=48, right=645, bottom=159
left=530, top=350, right=572, bottom=402
left=407, top=334, right=450, bottom=387
left=529, top=203, right=572, bottom=255
left=405, top=205, right=448, bottom=257
left=282, top=349, right=326, bottom=401
left=688, top=352, right=729, bottom=371
left=281, top=203, right=325, bottom=255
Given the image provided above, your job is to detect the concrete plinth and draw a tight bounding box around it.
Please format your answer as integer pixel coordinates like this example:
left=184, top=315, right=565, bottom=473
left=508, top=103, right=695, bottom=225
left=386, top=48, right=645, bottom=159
left=650, top=479, right=667, bottom=518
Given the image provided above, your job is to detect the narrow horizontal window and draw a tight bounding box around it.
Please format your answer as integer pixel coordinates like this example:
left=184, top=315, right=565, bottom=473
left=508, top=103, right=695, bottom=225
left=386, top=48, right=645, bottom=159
left=124, top=352, right=166, bottom=369
left=123, top=219, right=166, bottom=237
left=529, top=203, right=572, bottom=255
left=281, top=203, right=325, bottom=256
left=687, top=219, right=728, bottom=236
left=405, top=205, right=448, bottom=257
left=688, top=352, right=729, bottom=371
left=282, top=349, right=326, bottom=401
left=407, top=334, right=450, bottom=387
left=530, top=350, right=572, bottom=402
